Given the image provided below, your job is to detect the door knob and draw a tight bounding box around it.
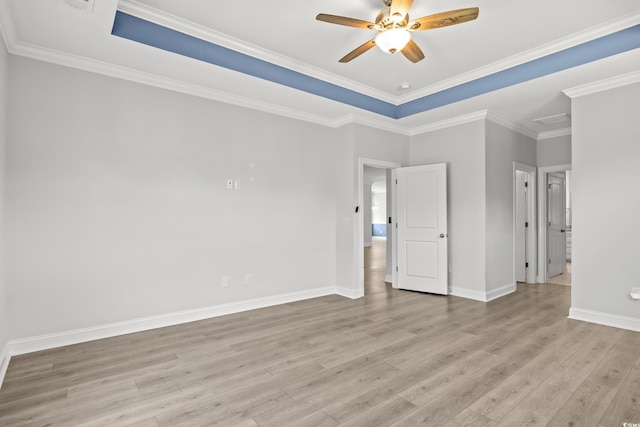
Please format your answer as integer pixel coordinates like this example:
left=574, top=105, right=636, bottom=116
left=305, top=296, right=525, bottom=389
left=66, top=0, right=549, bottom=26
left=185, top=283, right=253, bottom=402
left=439, top=233, right=445, bottom=238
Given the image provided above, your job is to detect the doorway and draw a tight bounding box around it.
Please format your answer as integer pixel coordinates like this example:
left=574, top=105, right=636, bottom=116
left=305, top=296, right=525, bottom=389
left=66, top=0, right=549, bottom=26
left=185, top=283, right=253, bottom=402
left=537, top=164, right=572, bottom=284
left=357, top=158, right=401, bottom=297
left=363, top=166, right=390, bottom=295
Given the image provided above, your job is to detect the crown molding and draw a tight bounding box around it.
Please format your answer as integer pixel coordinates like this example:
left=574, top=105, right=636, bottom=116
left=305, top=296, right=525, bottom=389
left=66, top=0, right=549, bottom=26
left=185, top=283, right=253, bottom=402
left=485, top=111, right=539, bottom=139
left=11, top=39, right=346, bottom=129
left=537, top=128, right=572, bottom=140
left=563, top=69, right=640, bottom=98
left=408, top=110, right=489, bottom=136
left=398, top=12, right=640, bottom=104
left=0, top=0, right=17, bottom=52
left=117, top=0, right=398, bottom=105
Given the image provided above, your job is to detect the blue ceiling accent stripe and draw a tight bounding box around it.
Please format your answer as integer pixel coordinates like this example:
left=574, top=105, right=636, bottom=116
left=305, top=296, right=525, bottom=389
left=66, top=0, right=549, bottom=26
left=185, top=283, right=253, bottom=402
left=112, top=11, right=640, bottom=120
left=111, top=11, right=397, bottom=118
left=396, top=24, right=640, bottom=118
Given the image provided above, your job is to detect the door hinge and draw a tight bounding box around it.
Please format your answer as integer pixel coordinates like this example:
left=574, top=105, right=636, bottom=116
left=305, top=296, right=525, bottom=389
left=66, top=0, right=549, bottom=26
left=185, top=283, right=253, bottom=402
left=526, top=262, right=529, bottom=268
left=525, top=182, right=528, bottom=188
left=548, top=183, right=552, bottom=189
left=395, top=179, right=398, bottom=185
left=396, top=266, right=398, bottom=272
left=388, top=217, right=392, bottom=224
left=549, top=259, right=552, bottom=264
left=525, top=222, right=528, bottom=228
left=396, top=222, right=398, bottom=229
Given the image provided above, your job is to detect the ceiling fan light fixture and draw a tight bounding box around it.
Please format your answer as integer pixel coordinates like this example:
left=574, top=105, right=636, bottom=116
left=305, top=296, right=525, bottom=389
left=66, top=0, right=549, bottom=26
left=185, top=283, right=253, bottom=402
left=375, top=28, right=411, bottom=54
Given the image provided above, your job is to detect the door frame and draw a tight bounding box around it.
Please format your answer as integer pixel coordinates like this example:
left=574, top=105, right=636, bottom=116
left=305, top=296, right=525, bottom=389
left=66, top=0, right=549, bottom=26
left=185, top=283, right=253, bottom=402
left=513, top=162, right=537, bottom=284
left=357, top=158, right=402, bottom=298
left=537, top=164, right=571, bottom=283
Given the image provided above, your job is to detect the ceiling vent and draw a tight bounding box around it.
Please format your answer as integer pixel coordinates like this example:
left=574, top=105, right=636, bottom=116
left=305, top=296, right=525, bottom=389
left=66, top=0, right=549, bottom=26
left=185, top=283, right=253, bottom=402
left=533, top=113, right=571, bottom=126
left=62, top=0, right=95, bottom=13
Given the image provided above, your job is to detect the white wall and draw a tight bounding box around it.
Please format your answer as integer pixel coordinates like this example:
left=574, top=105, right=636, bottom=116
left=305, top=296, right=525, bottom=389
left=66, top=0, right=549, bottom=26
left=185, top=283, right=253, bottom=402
left=570, top=82, right=640, bottom=328
left=6, top=57, right=341, bottom=339
left=410, top=120, right=487, bottom=299
left=537, top=134, right=571, bottom=167
left=485, top=121, right=537, bottom=295
left=0, top=37, right=10, bottom=373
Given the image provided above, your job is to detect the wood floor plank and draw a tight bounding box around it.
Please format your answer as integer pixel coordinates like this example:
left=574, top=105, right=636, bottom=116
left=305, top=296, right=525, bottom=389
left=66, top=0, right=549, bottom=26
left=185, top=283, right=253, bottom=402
left=1, top=280, right=638, bottom=426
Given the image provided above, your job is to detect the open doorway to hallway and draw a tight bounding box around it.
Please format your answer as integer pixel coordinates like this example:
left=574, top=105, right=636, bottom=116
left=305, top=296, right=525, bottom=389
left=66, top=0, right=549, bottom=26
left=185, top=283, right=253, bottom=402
left=363, top=165, right=392, bottom=295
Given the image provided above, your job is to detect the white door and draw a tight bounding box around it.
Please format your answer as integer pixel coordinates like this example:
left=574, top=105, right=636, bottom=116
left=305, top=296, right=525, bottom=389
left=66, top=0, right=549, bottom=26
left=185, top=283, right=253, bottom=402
left=547, top=172, right=566, bottom=278
left=515, top=171, right=527, bottom=282
left=395, top=163, right=448, bottom=294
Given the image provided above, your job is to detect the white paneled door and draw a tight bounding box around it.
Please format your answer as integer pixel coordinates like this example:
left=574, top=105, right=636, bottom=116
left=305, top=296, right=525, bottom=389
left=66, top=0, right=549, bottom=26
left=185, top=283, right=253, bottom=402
left=396, top=163, right=448, bottom=294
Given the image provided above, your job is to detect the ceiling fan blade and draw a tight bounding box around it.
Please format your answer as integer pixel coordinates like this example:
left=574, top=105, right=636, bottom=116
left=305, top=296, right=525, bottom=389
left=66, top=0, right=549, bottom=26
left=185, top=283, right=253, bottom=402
left=390, top=0, right=413, bottom=19
left=339, top=39, right=377, bottom=63
left=316, top=13, right=376, bottom=30
left=401, top=39, right=425, bottom=63
left=408, top=8, right=479, bottom=31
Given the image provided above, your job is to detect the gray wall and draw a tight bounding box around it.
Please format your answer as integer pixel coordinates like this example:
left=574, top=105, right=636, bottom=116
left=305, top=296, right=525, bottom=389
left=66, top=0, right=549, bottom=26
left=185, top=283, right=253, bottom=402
left=485, top=122, right=537, bottom=294
left=571, top=82, right=640, bottom=322
left=6, top=57, right=341, bottom=339
left=410, top=120, right=487, bottom=298
left=537, top=134, right=571, bottom=167
left=0, top=37, right=9, bottom=366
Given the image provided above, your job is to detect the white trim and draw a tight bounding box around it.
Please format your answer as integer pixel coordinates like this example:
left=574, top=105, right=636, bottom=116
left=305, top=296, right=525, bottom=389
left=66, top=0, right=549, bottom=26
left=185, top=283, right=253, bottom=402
left=569, top=307, right=640, bottom=332
left=397, top=12, right=640, bottom=104
left=537, top=164, right=572, bottom=283
left=486, top=111, right=539, bottom=139
left=486, top=283, right=517, bottom=302
left=335, top=286, right=361, bottom=300
left=450, top=283, right=516, bottom=302
left=513, top=163, right=538, bottom=285
left=563, top=70, right=640, bottom=99
left=358, top=158, right=402, bottom=298
left=408, top=110, right=488, bottom=136
left=385, top=275, right=393, bottom=283
left=0, top=343, right=10, bottom=390
left=449, top=287, right=488, bottom=302
left=8, top=286, right=336, bottom=356
left=537, top=128, right=572, bottom=140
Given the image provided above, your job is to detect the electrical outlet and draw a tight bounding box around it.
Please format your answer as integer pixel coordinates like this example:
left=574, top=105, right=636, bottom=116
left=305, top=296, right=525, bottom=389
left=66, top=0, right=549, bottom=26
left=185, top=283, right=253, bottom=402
left=244, top=274, right=252, bottom=285
left=630, top=287, right=640, bottom=300
left=221, top=276, right=229, bottom=288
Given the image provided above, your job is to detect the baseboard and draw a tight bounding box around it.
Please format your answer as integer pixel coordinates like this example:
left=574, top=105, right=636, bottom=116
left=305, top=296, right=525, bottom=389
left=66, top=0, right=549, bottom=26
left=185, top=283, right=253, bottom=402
left=363, top=243, right=372, bottom=247
left=0, top=342, right=10, bottom=390
left=449, top=283, right=516, bottom=303
left=449, top=287, right=488, bottom=302
left=335, top=286, right=361, bottom=299
left=8, top=286, right=337, bottom=356
left=486, top=283, right=517, bottom=302
left=569, top=307, right=640, bottom=332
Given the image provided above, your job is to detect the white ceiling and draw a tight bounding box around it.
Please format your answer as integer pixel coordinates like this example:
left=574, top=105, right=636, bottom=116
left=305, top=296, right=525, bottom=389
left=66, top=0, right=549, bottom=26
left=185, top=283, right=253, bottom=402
left=2, top=0, right=639, bottom=138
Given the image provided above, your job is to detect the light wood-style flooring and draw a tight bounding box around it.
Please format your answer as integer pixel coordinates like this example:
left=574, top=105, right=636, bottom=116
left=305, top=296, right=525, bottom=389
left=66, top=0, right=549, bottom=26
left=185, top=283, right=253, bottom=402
left=364, top=237, right=390, bottom=295
left=2, top=285, right=639, bottom=425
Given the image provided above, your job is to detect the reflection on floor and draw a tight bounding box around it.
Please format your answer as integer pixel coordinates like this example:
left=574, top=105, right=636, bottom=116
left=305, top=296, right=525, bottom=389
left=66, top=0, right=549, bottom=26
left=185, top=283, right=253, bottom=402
left=364, top=237, right=391, bottom=295
left=548, top=262, right=572, bottom=286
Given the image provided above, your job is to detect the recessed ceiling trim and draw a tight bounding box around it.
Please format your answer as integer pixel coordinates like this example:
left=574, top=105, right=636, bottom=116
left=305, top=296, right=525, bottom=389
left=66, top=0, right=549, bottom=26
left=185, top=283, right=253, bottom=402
left=112, top=11, right=398, bottom=118
left=398, top=11, right=640, bottom=104
left=117, top=0, right=398, bottom=104
left=112, top=11, right=640, bottom=121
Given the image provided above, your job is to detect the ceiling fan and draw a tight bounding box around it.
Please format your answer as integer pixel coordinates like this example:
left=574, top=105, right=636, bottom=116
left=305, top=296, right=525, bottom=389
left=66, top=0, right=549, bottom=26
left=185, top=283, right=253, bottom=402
left=316, top=0, right=479, bottom=63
